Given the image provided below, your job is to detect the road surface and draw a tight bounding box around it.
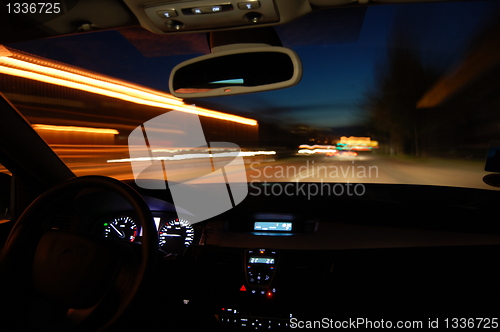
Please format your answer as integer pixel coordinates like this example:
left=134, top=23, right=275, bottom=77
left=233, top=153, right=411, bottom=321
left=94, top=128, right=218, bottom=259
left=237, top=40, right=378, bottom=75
left=39, top=145, right=497, bottom=191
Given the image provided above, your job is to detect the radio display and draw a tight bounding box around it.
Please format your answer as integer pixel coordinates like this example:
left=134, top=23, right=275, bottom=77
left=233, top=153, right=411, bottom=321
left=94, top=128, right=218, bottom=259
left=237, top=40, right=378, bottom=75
left=249, top=257, right=275, bottom=264
left=254, top=222, right=292, bottom=231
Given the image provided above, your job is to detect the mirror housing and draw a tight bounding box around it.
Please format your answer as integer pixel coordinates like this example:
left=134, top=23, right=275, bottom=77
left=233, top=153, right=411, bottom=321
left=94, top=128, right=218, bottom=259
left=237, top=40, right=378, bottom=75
left=169, top=44, right=302, bottom=98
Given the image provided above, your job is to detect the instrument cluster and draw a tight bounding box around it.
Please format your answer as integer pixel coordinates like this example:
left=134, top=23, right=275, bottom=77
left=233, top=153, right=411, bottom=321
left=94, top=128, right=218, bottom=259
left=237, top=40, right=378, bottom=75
left=101, top=214, right=196, bottom=254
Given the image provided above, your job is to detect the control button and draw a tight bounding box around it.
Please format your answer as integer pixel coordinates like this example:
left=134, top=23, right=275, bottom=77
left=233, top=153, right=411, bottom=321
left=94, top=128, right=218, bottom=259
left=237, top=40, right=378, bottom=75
left=238, top=1, right=260, bottom=10
left=157, top=9, right=178, bottom=18
left=192, top=5, right=223, bottom=14
left=209, top=5, right=222, bottom=12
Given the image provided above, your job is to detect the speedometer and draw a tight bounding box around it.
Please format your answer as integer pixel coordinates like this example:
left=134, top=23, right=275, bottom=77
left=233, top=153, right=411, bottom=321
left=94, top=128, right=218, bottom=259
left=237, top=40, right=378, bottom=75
left=158, top=218, right=194, bottom=252
left=103, top=216, right=137, bottom=242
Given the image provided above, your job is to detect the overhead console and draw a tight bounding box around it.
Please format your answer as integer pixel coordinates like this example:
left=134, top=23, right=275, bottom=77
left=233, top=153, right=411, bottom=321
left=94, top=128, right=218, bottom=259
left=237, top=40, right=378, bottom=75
left=144, top=0, right=279, bottom=32
left=122, top=0, right=315, bottom=34
left=123, top=0, right=419, bottom=35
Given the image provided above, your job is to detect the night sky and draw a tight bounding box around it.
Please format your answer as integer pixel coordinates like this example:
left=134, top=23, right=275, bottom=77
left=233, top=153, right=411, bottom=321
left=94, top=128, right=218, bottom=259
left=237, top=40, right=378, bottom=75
left=7, top=1, right=500, bottom=131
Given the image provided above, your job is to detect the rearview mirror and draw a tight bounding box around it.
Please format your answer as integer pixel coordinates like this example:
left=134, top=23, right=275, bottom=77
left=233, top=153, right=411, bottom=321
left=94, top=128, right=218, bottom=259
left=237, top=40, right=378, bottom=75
left=169, top=44, right=302, bottom=98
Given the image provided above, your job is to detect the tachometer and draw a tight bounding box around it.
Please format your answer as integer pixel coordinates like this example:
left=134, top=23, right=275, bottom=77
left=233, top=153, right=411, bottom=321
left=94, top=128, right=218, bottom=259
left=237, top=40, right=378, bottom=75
left=103, top=216, right=137, bottom=242
left=158, top=218, right=194, bottom=251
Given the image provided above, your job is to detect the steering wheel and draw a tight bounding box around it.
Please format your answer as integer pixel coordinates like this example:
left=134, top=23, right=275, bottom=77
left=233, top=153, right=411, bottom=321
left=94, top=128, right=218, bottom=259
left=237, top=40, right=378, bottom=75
left=0, top=175, right=158, bottom=331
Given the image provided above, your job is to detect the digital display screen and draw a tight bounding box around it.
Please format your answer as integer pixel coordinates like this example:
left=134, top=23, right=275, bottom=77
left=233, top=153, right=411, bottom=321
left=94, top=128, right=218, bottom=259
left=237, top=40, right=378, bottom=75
left=254, top=222, right=292, bottom=231
left=249, top=257, right=275, bottom=264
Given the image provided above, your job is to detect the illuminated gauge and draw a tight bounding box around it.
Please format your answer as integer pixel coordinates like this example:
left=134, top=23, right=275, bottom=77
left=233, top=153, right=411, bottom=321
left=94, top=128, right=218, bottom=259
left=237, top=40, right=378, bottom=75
left=158, top=218, right=194, bottom=250
left=103, top=216, right=137, bottom=242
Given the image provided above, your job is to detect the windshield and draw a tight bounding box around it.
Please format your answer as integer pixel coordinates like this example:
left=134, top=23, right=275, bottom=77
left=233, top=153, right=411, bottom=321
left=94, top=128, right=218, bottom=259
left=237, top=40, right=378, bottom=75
left=2, top=1, right=500, bottom=190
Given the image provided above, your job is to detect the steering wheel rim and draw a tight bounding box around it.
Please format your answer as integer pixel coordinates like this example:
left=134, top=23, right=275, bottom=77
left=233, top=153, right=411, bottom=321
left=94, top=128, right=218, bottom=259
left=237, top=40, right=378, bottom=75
left=0, top=175, right=158, bottom=331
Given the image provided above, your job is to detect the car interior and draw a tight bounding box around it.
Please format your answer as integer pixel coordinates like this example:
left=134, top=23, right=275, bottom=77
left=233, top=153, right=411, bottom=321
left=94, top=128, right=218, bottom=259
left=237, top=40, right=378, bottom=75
left=1, top=0, right=500, bottom=331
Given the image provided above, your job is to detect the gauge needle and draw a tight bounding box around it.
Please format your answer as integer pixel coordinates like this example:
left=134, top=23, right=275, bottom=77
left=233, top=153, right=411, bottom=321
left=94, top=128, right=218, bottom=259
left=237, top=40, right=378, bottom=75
left=111, top=223, right=125, bottom=238
left=163, top=234, right=181, bottom=237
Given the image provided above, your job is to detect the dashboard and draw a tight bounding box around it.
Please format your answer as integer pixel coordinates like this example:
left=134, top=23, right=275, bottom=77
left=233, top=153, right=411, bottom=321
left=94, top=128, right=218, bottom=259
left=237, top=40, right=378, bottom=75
left=69, top=183, right=500, bottom=330
left=95, top=209, right=320, bottom=259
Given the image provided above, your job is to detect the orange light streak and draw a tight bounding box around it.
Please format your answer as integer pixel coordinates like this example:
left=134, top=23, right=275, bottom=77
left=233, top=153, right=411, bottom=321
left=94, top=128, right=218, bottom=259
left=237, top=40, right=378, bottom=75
left=0, top=54, right=257, bottom=126
left=32, top=124, right=119, bottom=134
